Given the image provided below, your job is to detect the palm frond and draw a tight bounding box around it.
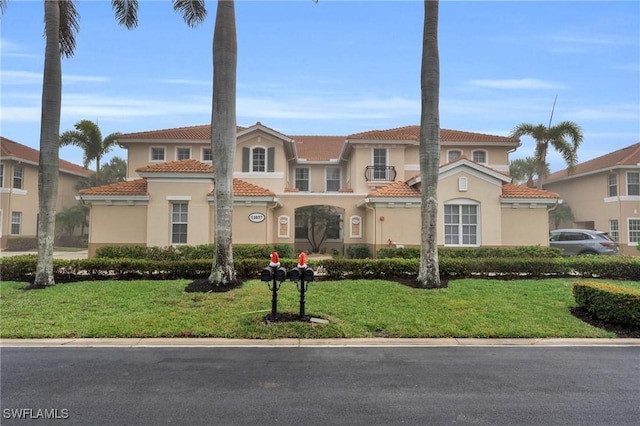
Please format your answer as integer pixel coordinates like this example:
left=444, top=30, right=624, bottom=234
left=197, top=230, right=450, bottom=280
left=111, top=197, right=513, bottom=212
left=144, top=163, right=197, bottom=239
left=111, top=0, right=139, bottom=29
left=59, top=0, right=80, bottom=58
left=0, top=1, right=7, bottom=15
left=102, top=132, right=122, bottom=153
left=173, top=0, right=207, bottom=28
left=59, top=130, right=87, bottom=148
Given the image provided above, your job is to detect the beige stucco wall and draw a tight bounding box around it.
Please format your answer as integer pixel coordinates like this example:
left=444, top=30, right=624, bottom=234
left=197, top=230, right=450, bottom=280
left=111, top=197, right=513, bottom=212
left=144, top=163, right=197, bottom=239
left=438, top=171, right=504, bottom=246
left=501, top=206, right=551, bottom=246
left=87, top=204, right=147, bottom=256
left=126, top=142, right=211, bottom=179
left=145, top=180, right=211, bottom=247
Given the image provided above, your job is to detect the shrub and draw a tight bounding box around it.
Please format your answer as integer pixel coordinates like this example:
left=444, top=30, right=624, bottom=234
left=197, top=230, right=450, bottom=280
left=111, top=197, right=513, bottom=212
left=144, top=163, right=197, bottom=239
left=376, top=246, right=562, bottom=259
left=573, top=281, right=640, bottom=327
left=273, top=244, right=293, bottom=259
left=346, top=244, right=371, bottom=259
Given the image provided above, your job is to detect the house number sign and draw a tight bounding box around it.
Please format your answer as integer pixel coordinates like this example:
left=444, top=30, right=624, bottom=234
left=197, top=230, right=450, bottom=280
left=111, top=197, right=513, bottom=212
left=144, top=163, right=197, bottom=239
left=249, top=212, right=265, bottom=223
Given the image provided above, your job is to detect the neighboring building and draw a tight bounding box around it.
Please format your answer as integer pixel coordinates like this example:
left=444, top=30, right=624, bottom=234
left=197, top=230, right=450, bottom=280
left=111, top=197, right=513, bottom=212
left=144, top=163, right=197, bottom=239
left=78, top=123, right=560, bottom=257
left=543, top=142, right=640, bottom=256
left=0, top=137, right=92, bottom=250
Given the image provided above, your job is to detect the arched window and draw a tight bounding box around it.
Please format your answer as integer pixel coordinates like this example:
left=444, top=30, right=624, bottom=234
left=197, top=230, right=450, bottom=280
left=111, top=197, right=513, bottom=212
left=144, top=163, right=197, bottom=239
left=447, top=150, right=462, bottom=162
left=472, top=150, right=487, bottom=164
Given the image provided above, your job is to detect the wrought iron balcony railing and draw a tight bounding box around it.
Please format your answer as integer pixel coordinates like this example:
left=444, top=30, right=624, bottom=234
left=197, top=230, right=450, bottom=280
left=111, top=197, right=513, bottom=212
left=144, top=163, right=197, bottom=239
left=365, top=166, right=397, bottom=182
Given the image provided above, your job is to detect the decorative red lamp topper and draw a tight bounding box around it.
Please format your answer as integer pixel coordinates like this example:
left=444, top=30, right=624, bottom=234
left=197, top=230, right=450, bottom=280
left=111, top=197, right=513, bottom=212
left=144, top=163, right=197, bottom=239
left=298, top=252, right=307, bottom=269
left=269, top=252, right=280, bottom=267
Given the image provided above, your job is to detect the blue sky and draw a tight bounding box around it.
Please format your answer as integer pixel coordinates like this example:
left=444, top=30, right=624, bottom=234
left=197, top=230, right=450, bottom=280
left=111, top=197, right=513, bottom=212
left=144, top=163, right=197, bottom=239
left=1, top=1, right=639, bottom=173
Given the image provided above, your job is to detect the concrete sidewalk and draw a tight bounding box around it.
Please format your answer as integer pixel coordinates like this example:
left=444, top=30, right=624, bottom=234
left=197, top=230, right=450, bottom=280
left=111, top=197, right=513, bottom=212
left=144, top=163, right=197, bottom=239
left=2, top=337, right=639, bottom=347
left=0, top=249, right=88, bottom=260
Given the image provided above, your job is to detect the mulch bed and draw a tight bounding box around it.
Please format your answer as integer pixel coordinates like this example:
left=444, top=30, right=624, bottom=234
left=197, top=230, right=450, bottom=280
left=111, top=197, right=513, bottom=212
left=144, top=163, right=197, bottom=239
left=569, top=307, right=640, bottom=338
left=185, top=278, right=243, bottom=293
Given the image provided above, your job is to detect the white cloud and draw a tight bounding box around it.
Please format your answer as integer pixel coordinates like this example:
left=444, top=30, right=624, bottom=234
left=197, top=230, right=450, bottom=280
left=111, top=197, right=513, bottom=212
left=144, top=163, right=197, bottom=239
left=566, top=105, right=640, bottom=121
left=0, top=38, right=39, bottom=58
left=1, top=70, right=109, bottom=85
left=467, top=78, right=564, bottom=90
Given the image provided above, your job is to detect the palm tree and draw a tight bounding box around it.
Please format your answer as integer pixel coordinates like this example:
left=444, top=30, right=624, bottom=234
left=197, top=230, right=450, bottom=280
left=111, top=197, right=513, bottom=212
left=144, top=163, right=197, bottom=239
left=209, top=0, right=239, bottom=287
left=416, top=0, right=443, bottom=289
left=1, top=0, right=138, bottom=288
left=509, top=157, right=550, bottom=187
left=60, top=120, right=121, bottom=180
left=510, top=105, right=583, bottom=189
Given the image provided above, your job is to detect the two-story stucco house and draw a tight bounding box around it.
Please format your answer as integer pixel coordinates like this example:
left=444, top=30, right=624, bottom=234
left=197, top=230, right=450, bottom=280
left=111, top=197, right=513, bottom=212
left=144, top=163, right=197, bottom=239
left=0, top=137, right=92, bottom=250
left=77, top=123, right=560, bottom=257
left=543, top=142, right=640, bottom=257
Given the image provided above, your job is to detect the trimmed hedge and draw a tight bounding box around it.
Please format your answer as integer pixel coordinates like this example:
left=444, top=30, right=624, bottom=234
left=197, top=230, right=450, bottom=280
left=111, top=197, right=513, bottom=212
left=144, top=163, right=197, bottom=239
left=573, top=281, right=640, bottom=327
left=95, top=244, right=293, bottom=261
left=377, top=246, right=563, bottom=259
left=2, top=255, right=638, bottom=283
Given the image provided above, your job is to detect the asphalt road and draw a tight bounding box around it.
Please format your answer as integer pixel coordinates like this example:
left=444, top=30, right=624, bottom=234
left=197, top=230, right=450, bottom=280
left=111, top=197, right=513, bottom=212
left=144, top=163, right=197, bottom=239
left=2, top=346, right=639, bottom=425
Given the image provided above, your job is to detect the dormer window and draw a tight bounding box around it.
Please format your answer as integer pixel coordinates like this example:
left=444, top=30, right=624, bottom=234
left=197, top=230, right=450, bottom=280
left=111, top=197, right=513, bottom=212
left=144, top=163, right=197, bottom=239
left=448, top=150, right=462, bottom=162
left=242, top=147, right=275, bottom=173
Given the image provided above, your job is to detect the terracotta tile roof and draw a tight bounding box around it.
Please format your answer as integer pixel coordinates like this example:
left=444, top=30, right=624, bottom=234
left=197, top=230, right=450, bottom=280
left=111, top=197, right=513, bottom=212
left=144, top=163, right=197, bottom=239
left=1, top=136, right=92, bottom=176
left=79, top=178, right=148, bottom=196
left=230, top=179, right=275, bottom=196
left=294, top=136, right=345, bottom=161
left=501, top=183, right=559, bottom=199
left=545, top=142, right=640, bottom=182
left=136, top=159, right=213, bottom=174
left=118, top=124, right=247, bottom=140
left=368, top=181, right=421, bottom=197
left=79, top=177, right=274, bottom=197
left=348, top=126, right=520, bottom=144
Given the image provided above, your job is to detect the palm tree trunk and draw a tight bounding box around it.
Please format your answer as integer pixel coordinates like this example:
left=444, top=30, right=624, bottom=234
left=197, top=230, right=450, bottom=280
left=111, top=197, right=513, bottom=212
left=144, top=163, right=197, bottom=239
left=209, top=0, right=237, bottom=285
left=32, top=0, right=62, bottom=288
left=417, top=0, right=442, bottom=288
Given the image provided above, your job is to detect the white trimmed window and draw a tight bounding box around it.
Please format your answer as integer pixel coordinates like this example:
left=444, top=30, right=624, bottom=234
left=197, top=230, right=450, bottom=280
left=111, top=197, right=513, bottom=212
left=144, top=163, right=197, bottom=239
left=372, top=148, right=388, bottom=180
left=13, top=166, right=23, bottom=189
left=176, top=147, right=191, bottom=160
left=171, top=203, right=188, bottom=244
left=608, top=174, right=617, bottom=197
left=472, top=150, right=487, bottom=164
left=447, top=150, right=462, bottom=162
left=609, top=219, right=619, bottom=241
left=202, top=147, right=212, bottom=162
left=326, top=167, right=341, bottom=192
left=150, top=147, right=165, bottom=162
left=295, top=168, right=309, bottom=192
left=11, top=211, right=21, bottom=235
left=242, top=147, right=275, bottom=173
left=444, top=202, right=479, bottom=246
left=627, top=172, right=639, bottom=196
left=629, top=218, right=640, bottom=244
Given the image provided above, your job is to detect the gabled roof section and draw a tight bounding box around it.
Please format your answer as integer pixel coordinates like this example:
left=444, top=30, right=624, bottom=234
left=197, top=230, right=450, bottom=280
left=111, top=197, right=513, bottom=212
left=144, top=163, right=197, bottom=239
left=501, top=183, right=559, bottom=199
left=545, top=142, right=640, bottom=183
left=117, top=124, right=247, bottom=141
left=78, top=178, right=148, bottom=196
left=230, top=179, right=275, bottom=197
left=368, top=181, right=420, bottom=197
left=347, top=126, right=520, bottom=144
left=237, top=122, right=293, bottom=143
left=78, top=177, right=274, bottom=198
left=136, top=159, right=213, bottom=174
left=1, top=136, right=91, bottom=177
left=294, top=136, right=345, bottom=162
left=438, top=155, right=512, bottom=183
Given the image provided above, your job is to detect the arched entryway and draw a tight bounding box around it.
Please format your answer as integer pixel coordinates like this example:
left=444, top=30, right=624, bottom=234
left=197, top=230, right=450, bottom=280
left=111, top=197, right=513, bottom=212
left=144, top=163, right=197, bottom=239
left=294, top=205, right=345, bottom=254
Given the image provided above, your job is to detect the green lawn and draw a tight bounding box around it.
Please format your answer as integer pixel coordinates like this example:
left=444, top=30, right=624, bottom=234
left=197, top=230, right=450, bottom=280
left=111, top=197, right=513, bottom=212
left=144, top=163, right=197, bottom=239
left=2, top=278, right=638, bottom=339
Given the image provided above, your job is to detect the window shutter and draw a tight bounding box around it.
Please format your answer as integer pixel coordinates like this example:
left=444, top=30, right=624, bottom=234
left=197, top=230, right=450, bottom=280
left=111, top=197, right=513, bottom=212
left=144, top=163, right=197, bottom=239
left=267, top=147, right=275, bottom=172
left=242, top=147, right=250, bottom=172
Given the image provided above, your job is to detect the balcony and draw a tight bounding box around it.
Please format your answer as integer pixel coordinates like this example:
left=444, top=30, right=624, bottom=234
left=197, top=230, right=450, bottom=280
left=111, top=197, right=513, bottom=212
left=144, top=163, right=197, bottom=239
left=365, top=166, right=397, bottom=182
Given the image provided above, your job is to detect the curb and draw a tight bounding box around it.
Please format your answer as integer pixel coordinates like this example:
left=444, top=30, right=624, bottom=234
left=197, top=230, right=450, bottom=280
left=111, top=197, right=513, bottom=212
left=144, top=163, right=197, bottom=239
left=2, top=337, right=640, bottom=348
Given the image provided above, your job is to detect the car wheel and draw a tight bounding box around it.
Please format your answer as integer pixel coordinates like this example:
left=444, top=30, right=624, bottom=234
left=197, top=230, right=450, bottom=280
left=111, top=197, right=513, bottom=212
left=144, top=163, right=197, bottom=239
left=579, top=250, right=598, bottom=256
